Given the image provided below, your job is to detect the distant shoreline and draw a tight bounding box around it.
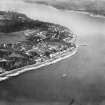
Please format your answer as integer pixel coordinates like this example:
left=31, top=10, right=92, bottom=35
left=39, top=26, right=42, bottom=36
left=30, top=3, right=105, bottom=19
left=60, top=9, right=105, bottom=19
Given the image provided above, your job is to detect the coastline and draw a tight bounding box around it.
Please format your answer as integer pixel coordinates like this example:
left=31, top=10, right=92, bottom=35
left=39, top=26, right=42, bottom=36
left=0, top=45, right=78, bottom=81
left=63, top=10, right=105, bottom=19
left=33, top=4, right=105, bottom=19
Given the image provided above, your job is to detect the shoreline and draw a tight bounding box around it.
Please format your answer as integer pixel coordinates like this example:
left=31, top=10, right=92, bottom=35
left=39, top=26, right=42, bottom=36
left=33, top=4, right=105, bottom=19
left=62, top=9, right=105, bottom=19
left=0, top=45, right=78, bottom=81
